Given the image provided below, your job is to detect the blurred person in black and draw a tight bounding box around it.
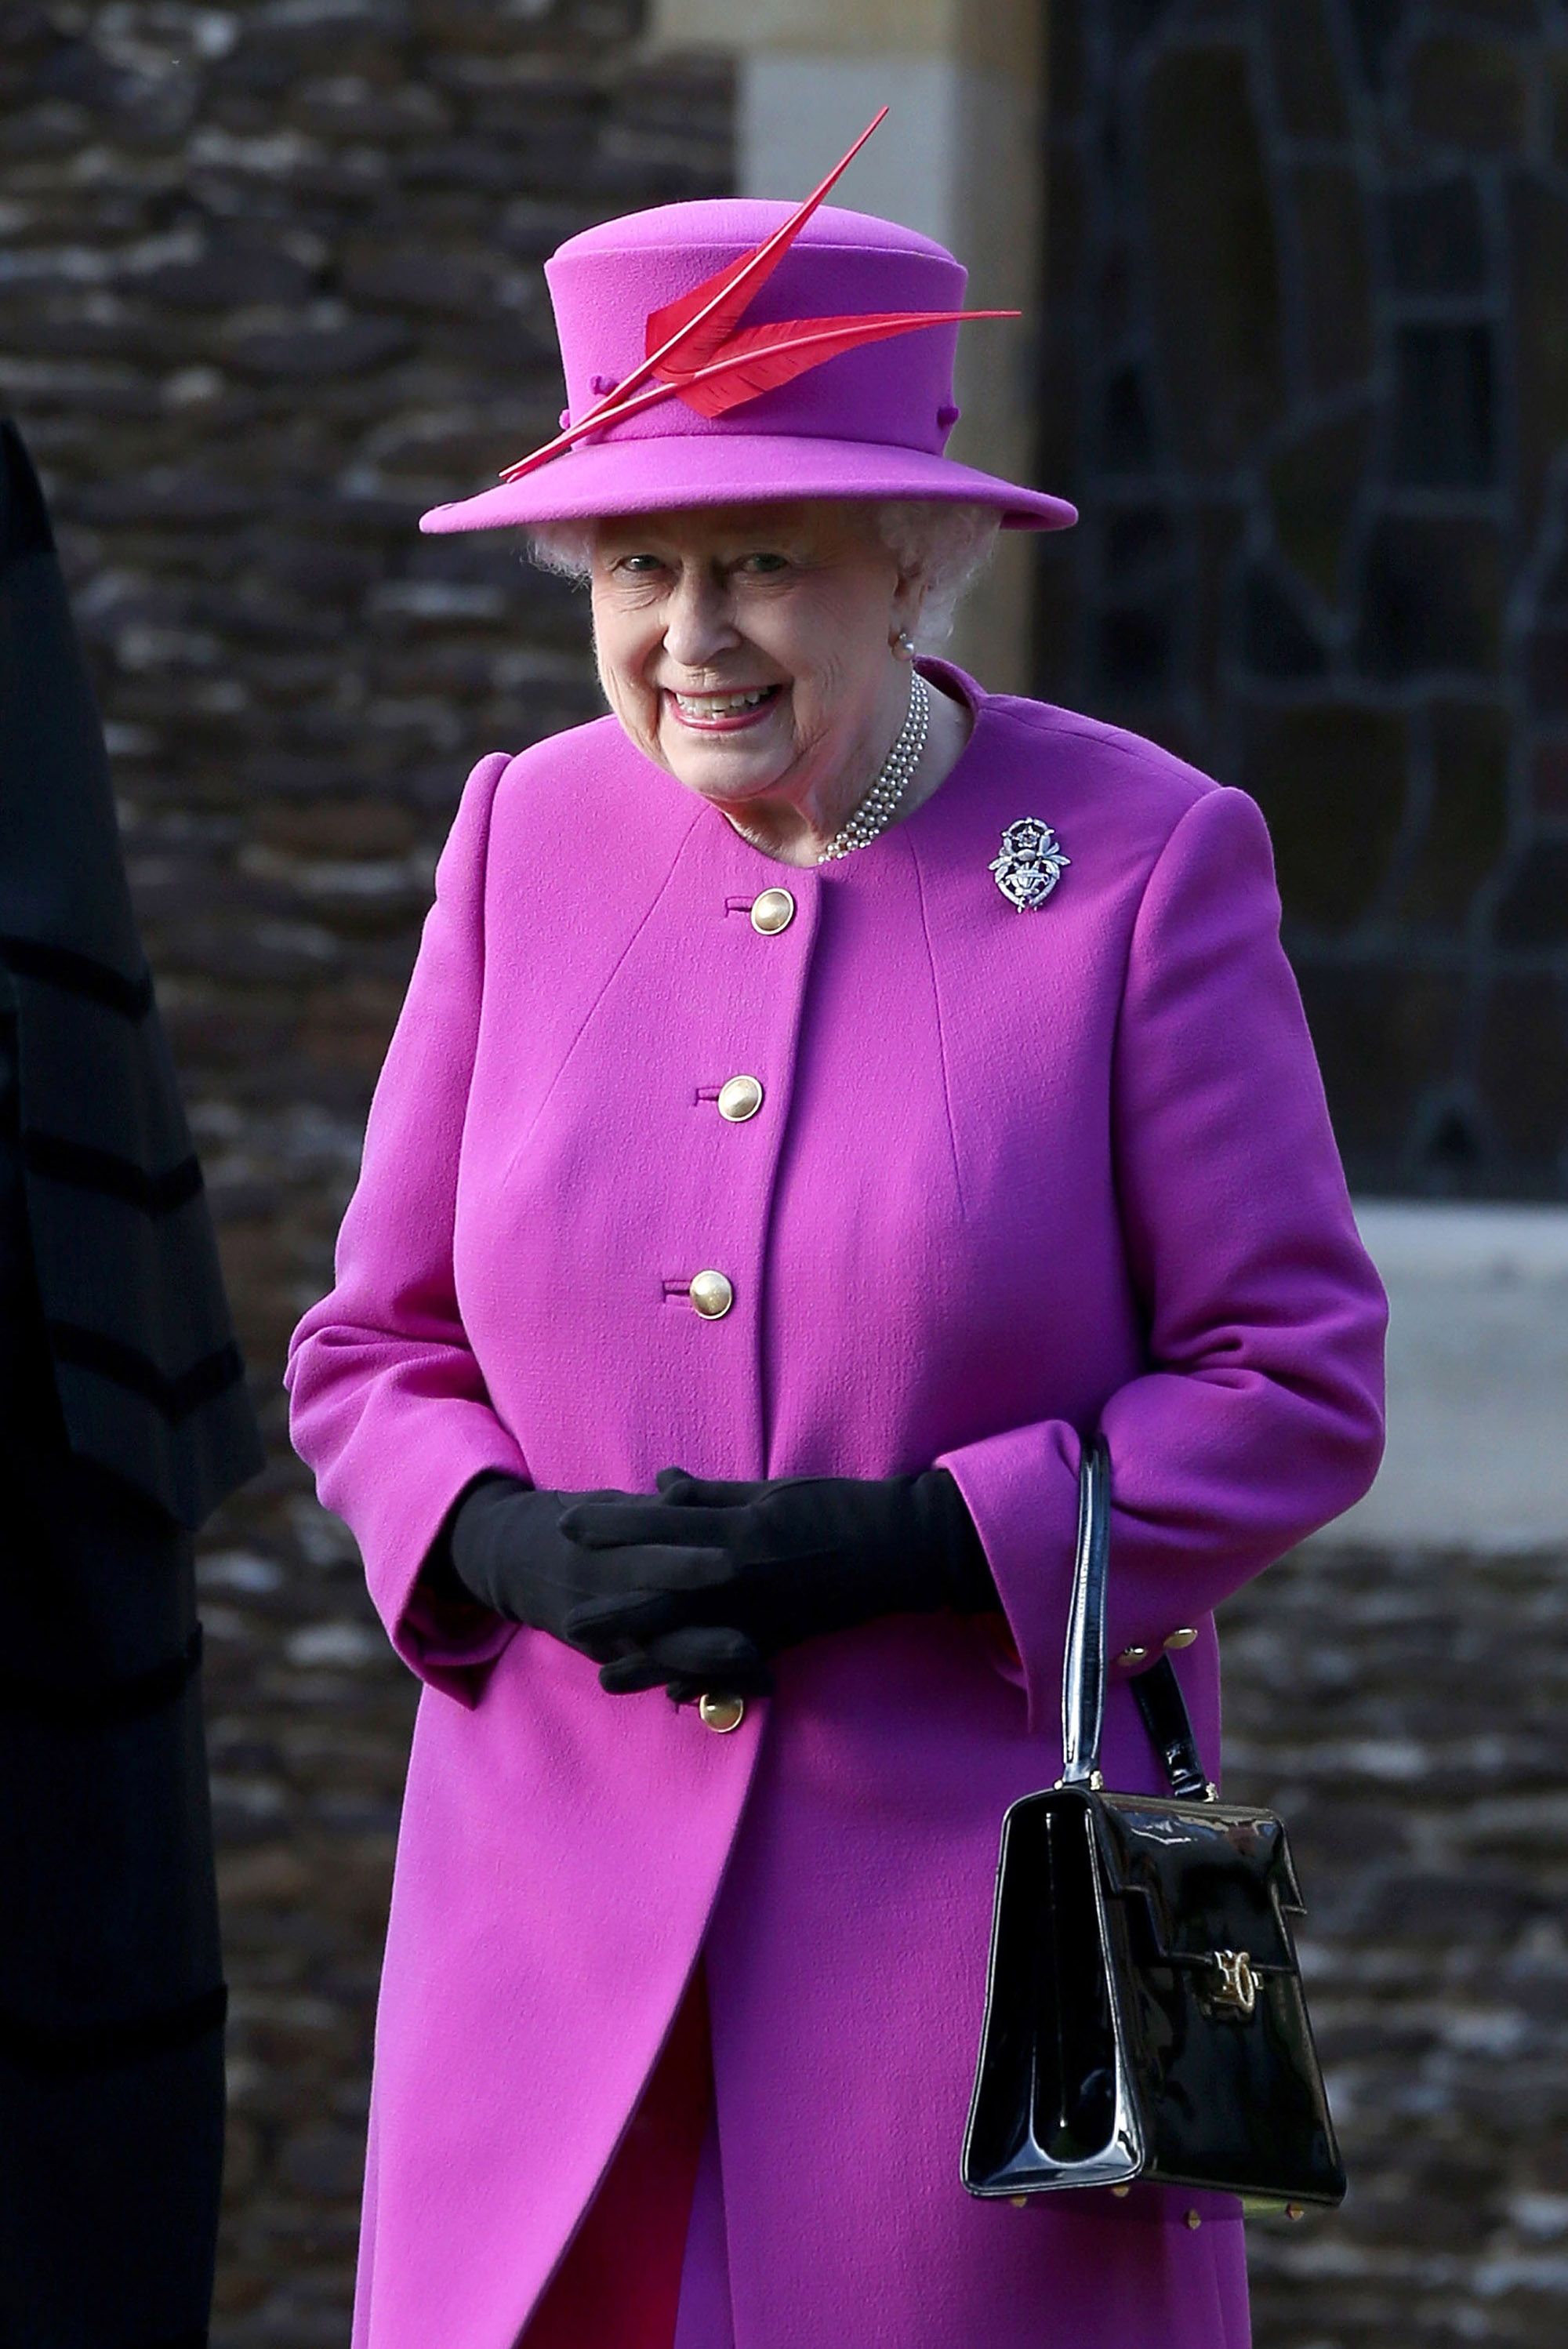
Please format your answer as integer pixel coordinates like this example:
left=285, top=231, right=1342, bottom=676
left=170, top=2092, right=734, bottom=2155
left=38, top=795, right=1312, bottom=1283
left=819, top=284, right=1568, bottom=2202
left=0, top=418, right=263, bottom=2346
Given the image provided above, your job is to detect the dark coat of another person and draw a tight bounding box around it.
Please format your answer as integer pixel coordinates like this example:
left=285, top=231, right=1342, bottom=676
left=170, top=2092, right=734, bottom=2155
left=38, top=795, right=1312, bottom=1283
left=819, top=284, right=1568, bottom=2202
left=0, top=418, right=263, bottom=2348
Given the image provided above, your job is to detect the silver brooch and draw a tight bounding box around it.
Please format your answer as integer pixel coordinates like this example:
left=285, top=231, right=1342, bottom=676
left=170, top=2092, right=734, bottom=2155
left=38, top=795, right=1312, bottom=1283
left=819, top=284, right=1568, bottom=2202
left=990, top=819, right=1071, bottom=910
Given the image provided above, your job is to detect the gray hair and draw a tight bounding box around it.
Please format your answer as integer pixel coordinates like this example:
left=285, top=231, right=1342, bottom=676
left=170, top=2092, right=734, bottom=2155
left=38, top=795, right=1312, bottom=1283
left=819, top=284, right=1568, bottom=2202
left=526, top=499, right=1001, bottom=649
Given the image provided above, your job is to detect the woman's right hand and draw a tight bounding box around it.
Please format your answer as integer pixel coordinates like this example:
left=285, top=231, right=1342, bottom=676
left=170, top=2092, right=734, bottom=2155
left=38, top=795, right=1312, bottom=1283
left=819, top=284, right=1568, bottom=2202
left=434, top=1473, right=772, bottom=1701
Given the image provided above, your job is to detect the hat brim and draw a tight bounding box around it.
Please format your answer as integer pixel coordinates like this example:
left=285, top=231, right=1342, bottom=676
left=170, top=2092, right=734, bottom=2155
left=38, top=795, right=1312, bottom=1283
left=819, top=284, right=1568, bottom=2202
left=419, top=434, right=1076, bottom=535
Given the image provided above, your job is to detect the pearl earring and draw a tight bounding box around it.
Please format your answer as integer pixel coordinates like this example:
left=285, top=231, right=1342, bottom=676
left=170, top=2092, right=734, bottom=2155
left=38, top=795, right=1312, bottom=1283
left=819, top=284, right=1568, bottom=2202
left=895, top=629, right=916, bottom=657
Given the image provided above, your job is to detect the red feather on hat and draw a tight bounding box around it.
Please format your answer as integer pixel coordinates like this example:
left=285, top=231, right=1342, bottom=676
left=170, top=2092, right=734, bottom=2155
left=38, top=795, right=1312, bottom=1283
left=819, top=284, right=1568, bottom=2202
left=497, top=108, right=1017, bottom=484
left=662, top=310, right=1010, bottom=419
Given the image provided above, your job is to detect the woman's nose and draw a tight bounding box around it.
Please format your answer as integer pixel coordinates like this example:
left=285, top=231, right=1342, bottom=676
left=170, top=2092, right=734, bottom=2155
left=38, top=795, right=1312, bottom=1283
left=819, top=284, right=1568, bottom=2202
left=662, top=572, right=741, bottom=669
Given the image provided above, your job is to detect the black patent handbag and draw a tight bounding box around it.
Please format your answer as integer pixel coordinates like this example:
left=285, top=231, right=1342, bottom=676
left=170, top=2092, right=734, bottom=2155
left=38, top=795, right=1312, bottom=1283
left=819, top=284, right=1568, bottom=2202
left=961, top=1437, right=1346, bottom=2214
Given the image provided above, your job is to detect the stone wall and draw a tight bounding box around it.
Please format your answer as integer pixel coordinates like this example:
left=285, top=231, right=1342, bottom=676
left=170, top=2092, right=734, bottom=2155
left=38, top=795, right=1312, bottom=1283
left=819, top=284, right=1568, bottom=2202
left=1038, top=0, right=1568, bottom=1199
left=2, top=6, right=1563, bottom=2347
left=1224, top=1539, right=1568, bottom=2349
left=0, top=3, right=729, bottom=2340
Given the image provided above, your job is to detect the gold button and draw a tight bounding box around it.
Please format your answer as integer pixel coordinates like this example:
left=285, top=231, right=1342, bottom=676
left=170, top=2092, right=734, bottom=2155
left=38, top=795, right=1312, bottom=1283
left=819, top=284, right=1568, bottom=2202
left=1185, top=2209, right=1203, bottom=2231
left=698, top=1692, right=746, bottom=1732
left=1111, top=2184, right=1131, bottom=2199
left=1008, top=2194, right=1028, bottom=2208
left=1116, top=1645, right=1149, bottom=1668
left=1164, top=1626, right=1198, bottom=1650
left=688, top=1269, right=734, bottom=1319
left=717, top=1073, right=764, bottom=1122
left=750, top=887, right=796, bottom=934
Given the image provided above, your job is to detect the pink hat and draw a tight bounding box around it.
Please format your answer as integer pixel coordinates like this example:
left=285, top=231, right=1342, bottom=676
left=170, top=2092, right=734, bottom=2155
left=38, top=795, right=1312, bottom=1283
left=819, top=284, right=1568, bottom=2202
left=419, top=113, right=1076, bottom=538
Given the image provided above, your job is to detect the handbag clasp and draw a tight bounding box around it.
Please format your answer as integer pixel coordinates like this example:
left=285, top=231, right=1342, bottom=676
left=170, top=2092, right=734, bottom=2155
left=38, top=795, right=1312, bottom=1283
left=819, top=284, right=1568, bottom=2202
left=1208, top=1948, right=1258, bottom=2017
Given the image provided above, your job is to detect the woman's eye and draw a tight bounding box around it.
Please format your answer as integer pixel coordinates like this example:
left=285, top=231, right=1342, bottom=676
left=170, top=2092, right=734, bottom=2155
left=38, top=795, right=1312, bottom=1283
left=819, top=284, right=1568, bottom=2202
left=739, top=552, right=790, bottom=575
left=615, top=554, right=664, bottom=575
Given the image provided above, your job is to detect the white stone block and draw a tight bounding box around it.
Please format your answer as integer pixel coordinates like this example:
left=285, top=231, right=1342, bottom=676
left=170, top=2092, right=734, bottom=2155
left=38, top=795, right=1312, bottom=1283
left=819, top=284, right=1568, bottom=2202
left=1327, top=1201, right=1568, bottom=1551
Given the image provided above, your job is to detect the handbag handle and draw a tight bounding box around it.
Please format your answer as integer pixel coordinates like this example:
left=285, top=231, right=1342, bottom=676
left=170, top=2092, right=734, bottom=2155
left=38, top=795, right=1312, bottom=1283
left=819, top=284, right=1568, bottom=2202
left=1057, top=1433, right=1213, bottom=1803
left=1058, top=1434, right=1111, bottom=1788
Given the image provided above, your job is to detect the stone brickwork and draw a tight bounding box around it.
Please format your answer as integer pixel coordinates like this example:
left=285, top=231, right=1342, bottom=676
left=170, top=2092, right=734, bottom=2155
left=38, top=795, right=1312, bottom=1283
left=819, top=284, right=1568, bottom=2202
left=1224, top=1540, right=1568, bottom=2349
left=1037, top=0, right=1568, bottom=1199
left=0, top=4, right=729, bottom=2340
left=1, top=7, right=1562, bottom=2347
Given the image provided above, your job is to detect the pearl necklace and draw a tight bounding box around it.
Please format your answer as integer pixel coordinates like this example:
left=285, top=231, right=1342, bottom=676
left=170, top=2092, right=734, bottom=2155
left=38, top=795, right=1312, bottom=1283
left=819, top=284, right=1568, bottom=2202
left=816, top=668, right=931, bottom=862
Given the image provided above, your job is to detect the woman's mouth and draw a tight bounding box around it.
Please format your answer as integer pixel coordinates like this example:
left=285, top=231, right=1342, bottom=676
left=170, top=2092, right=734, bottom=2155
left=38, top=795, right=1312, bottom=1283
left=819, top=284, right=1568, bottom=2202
left=663, top=684, right=783, bottom=732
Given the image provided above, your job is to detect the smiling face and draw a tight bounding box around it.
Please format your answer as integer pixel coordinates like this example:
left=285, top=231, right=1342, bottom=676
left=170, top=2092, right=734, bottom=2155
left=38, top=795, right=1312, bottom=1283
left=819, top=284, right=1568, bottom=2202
left=586, top=501, right=924, bottom=855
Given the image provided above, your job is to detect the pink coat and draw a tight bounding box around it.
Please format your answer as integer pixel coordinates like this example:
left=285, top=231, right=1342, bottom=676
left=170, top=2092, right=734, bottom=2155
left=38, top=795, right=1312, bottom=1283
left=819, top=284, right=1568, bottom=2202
left=285, top=661, right=1386, bottom=2349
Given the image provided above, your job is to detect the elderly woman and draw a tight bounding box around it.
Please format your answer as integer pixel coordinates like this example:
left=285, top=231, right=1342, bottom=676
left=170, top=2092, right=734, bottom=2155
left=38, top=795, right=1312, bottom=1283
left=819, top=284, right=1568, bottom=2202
left=286, top=138, right=1385, bottom=2349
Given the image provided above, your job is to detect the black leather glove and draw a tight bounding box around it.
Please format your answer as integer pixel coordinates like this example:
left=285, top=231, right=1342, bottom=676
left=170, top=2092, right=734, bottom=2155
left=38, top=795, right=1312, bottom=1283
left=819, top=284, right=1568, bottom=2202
left=430, top=1473, right=771, bottom=1698
left=557, top=1465, right=997, bottom=1699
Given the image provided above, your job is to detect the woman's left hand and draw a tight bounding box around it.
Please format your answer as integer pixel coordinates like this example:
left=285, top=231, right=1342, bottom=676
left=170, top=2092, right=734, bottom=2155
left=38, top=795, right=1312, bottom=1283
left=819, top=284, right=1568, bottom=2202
left=558, top=1465, right=995, bottom=1698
